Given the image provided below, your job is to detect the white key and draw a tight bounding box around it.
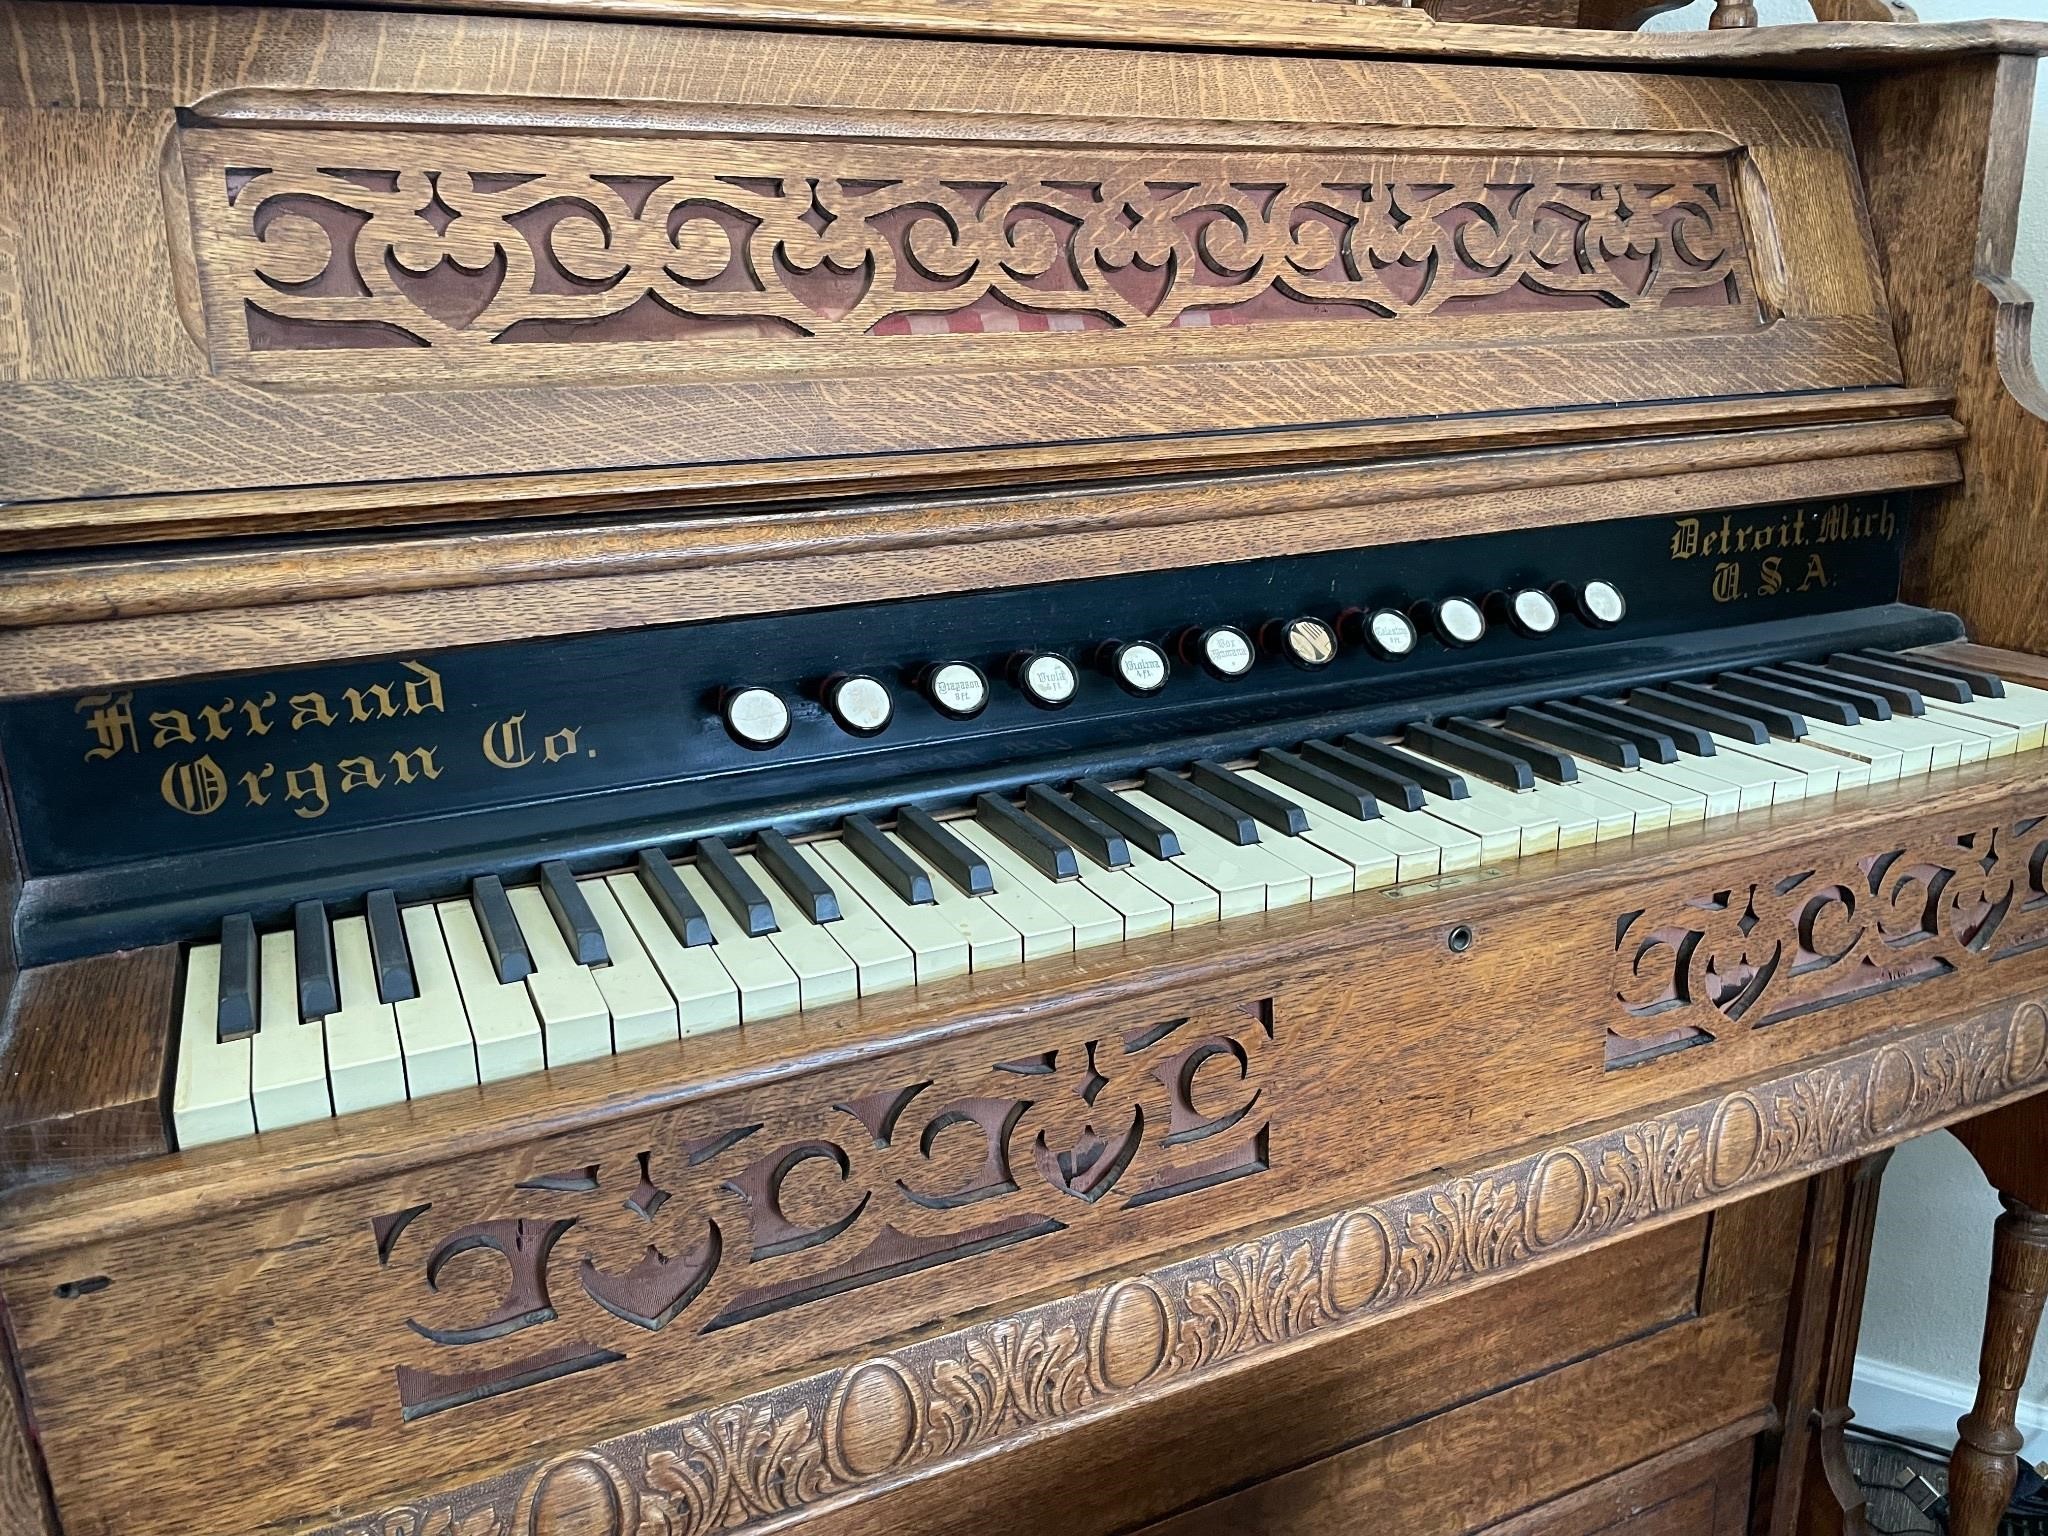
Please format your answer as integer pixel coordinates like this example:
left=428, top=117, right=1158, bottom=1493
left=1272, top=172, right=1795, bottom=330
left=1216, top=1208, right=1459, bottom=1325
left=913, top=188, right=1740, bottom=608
left=1432, top=770, right=1567, bottom=855
left=1377, top=802, right=1483, bottom=873
left=1803, top=722, right=1906, bottom=784
left=814, top=841, right=970, bottom=985
left=579, top=880, right=682, bottom=1052
left=1242, top=813, right=1355, bottom=898
left=1951, top=680, right=2048, bottom=750
left=1068, top=852, right=1175, bottom=938
left=437, top=900, right=546, bottom=1082
left=673, top=862, right=801, bottom=1022
left=1568, top=762, right=1681, bottom=830
left=507, top=885, right=612, bottom=1065
left=951, top=821, right=1120, bottom=951
left=1120, top=843, right=1223, bottom=927
left=393, top=906, right=478, bottom=1099
left=1727, top=733, right=1863, bottom=796
left=606, top=874, right=741, bottom=1037
left=1122, top=789, right=1310, bottom=912
left=249, top=930, right=332, bottom=1132
left=737, top=853, right=858, bottom=1008
left=1926, top=701, right=2020, bottom=758
left=1860, top=711, right=1962, bottom=771
left=1634, top=756, right=1745, bottom=820
left=324, top=917, right=407, bottom=1115
left=1395, top=775, right=1536, bottom=861
left=1526, top=774, right=1636, bottom=842
left=1903, top=706, right=1991, bottom=766
left=1675, top=745, right=1780, bottom=811
left=787, top=859, right=916, bottom=998
left=882, top=831, right=1026, bottom=970
left=1701, top=734, right=1805, bottom=803
left=1238, top=769, right=1401, bottom=889
left=172, top=944, right=254, bottom=1148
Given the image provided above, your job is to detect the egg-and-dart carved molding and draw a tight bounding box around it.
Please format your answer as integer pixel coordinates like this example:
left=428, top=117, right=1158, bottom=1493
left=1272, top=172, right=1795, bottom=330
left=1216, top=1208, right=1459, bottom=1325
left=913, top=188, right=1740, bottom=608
left=318, top=996, right=2048, bottom=1536
left=178, top=125, right=1755, bottom=367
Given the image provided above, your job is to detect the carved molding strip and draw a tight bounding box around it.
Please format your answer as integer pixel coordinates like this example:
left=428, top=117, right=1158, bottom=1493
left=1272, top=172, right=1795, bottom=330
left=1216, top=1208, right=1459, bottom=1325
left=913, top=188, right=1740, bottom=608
left=319, top=997, right=2048, bottom=1536
left=177, top=126, right=1754, bottom=368
left=1611, top=809, right=2048, bottom=1065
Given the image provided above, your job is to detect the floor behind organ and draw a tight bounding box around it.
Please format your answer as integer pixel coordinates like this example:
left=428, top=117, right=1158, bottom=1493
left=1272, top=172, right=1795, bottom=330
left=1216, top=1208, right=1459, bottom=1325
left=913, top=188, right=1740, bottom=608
left=4, top=1, right=2048, bottom=1533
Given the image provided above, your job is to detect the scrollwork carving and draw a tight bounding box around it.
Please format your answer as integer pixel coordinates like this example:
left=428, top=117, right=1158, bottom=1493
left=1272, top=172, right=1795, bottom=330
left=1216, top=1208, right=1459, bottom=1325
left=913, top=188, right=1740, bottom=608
left=180, top=126, right=1755, bottom=368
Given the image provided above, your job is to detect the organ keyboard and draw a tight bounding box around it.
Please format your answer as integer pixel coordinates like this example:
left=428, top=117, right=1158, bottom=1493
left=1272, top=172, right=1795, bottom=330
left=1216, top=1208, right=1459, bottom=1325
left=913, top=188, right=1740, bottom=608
left=5, top=2, right=2048, bottom=1534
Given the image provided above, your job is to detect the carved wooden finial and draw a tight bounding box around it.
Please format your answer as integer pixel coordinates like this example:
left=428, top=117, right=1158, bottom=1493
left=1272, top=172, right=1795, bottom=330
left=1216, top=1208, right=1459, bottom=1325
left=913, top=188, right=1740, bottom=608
left=1708, top=0, right=1759, bottom=26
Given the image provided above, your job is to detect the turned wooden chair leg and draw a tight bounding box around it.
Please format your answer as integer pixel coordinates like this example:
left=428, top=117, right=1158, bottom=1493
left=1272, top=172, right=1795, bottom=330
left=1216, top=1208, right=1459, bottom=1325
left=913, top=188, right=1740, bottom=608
left=1946, top=1195, right=2048, bottom=1536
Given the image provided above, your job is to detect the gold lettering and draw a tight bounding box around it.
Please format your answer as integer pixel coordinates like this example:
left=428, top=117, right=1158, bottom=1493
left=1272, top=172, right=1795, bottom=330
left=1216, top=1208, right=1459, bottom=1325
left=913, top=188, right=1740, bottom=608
left=76, top=693, right=137, bottom=761
left=1758, top=555, right=1783, bottom=597
left=1710, top=561, right=1743, bottom=604
left=161, top=756, right=228, bottom=816
left=388, top=746, right=442, bottom=784
left=337, top=755, right=384, bottom=793
left=1800, top=554, right=1829, bottom=592
left=482, top=713, right=535, bottom=769
left=401, top=661, right=445, bottom=717
left=1668, top=518, right=1699, bottom=560
left=241, top=693, right=276, bottom=736
left=342, top=684, right=399, bottom=723
left=290, top=692, right=335, bottom=730
left=196, top=699, right=238, bottom=743
left=542, top=726, right=582, bottom=763
left=240, top=764, right=274, bottom=807
left=285, top=763, right=331, bottom=820
left=149, top=709, right=197, bottom=748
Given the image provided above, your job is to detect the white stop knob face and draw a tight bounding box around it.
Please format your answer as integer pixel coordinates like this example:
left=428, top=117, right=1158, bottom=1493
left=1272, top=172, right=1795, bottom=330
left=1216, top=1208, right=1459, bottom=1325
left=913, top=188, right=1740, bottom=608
left=725, top=687, right=791, bottom=748
left=1022, top=653, right=1078, bottom=707
left=1368, top=609, right=1417, bottom=657
left=927, top=662, right=989, bottom=719
left=1438, top=598, right=1485, bottom=646
left=1582, top=580, right=1627, bottom=626
left=1511, top=589, right=1560, bottom=635
left=830, top=675, right=893, bottom=735
left=1116, top=642, right=1170, bottom=694
left=1283, top=619, right=1337, bottom=669
left=1202, top=628, right=1254, bottom=678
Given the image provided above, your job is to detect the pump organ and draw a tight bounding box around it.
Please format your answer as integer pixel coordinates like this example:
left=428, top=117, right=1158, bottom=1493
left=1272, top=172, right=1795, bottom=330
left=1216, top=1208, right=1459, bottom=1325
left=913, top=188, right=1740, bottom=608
left=4, top=1, right=2048, bottom=1533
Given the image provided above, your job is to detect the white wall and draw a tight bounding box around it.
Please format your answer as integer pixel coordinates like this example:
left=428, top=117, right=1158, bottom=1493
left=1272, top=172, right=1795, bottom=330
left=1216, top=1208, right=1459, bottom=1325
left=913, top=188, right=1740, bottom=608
left=1649, top=0, right=2048, bottom=1458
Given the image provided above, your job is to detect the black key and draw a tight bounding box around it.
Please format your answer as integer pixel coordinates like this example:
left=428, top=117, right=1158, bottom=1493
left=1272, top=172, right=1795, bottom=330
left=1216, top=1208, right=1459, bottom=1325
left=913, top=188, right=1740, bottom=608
left=1188, top=760, right=1307, bottom=836
left=216, top=912, right=259, bottom=1043
left=1441, top=716, right=1578, bottom=783
left=1783, top=658, right=1922, bottom=715
left=697, top=837, right=777, bottom=937
left=1300, top=740, right=1427, bottom=812
left=635, top=849, right=713, bottom=947
left=1752, top=664, right=1892, bottom=721
left=365, top=887, right=418, bottom=1003
left=1024, top=784, right=1131, bottom=869
left=1504, top=706, right=1640, bottom=770
left=1401, top=723, right=1531, bottom=792
left=898, top=807, right=994, bottom=896
left=1142, top=768, right=1260, bottom=845
left=1070, top=778, right=1181, bottom=860
left=1255, top=748, right=1379, bottom=820
left=975, top=793, right=1080, bottom=879
left=1862, top=648, right=2003, bottom=698
left=293, top=898, right=340, bottom=1018
left=1544, top=700, right=1679, bottom=763
left=537, top=860, right=608, bottom=966
left=1574, top=696, right=1713, bottom=757
left=1625, top=686, right=1768, bottom=745
left=1717, top=672, right=1858, bottom=727
left=843, top=813, right=934, bottom=905
left=467, top=877, right=532, bottom=985
left=1665, top=679, right=1806, bottom=740
left=1337, top=734, right=1470, bottom=801
left=1827, top=652, right=1968, bottom=704
left=755, top=829, right=842, bottom=922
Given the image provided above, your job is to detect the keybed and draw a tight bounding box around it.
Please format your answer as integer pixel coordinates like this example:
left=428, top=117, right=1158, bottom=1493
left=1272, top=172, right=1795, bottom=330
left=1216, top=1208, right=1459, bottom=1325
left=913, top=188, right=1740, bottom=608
left=169, top=655, right=2048, bottom=1148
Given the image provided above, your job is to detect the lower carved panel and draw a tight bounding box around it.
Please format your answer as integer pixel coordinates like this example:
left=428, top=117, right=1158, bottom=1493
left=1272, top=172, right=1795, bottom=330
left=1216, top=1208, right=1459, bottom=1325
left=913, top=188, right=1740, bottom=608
left=317, top=996, right=2048, bottom=1536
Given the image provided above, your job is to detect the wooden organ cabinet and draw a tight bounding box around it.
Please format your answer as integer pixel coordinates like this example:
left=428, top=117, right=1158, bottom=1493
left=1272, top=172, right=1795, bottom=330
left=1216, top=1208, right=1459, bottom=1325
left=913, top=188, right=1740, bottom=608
left=2, top=0, right=2048, bottom=1531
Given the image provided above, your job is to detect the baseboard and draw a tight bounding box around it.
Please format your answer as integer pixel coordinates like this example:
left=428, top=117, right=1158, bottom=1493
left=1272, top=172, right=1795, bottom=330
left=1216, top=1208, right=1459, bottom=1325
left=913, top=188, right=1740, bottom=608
left=1853, top=1355, right=2048, bottom=1459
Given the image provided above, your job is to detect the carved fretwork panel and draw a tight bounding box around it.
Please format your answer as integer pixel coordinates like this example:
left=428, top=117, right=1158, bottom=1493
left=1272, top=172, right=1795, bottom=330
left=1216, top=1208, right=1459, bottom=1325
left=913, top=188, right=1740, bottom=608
left=1610, top=811, right=2048, bottom=1067
left=177, top=124, right=1758, bottom=376
left=370, top=1001, right=1275, bottom=1423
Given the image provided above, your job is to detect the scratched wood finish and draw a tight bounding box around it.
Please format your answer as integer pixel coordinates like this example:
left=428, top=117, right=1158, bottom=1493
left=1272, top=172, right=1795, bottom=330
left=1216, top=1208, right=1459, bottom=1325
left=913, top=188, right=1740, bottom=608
left=0, top=948, right=175, bottom=1191
left=8, top=754, right=2048, bottom=1534
left=0, top=3, right=1897, bottom=526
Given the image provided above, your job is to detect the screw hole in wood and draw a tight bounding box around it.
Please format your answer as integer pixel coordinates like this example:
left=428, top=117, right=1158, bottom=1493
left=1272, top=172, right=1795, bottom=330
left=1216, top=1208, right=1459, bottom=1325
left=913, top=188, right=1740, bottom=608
left=54, top=1276, right=111, bottom=1300
left=1447, top=924, right=1474, bottom=954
